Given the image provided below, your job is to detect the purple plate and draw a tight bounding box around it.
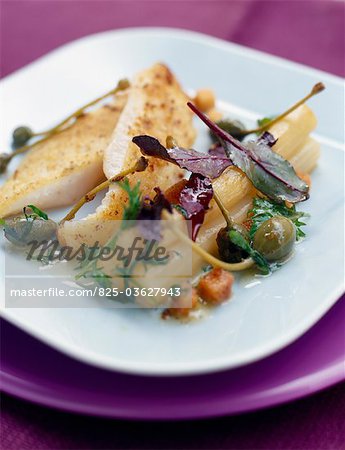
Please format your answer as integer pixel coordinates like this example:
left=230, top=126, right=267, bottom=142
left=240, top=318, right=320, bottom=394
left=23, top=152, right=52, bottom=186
left=1, top=295, right=344, bottom=420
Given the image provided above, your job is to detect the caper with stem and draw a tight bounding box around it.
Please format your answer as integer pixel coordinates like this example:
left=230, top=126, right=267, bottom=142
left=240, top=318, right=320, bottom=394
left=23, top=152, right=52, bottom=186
left=252, top=216, right=296, bottom=261
left=12, top=126, right=34, bottom=148
left=59, top=156, right=148, bottom=224
left=2, top=215, right=57, bottom=247
left=213, top=191, right=251, bottom=263
left=210, top=82, right=325, bottom=142
left=0, top=78, right=130, bottom=174
left=217, top=223, right=250, bottom=263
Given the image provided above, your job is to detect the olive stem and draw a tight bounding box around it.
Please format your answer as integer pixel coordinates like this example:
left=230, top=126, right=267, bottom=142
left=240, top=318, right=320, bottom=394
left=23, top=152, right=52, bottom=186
left=240, top=82, right=325, bottom=136
left=162, top=210, right=254, bottom=272
left=212, top=191, right=234, bottom=228
left=59, top=157, right=148, bottom=224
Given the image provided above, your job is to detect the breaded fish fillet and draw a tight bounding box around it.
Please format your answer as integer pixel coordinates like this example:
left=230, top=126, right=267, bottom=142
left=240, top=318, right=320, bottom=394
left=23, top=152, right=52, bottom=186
left=0, top=91, right=128, bottom=218
left=58, top=63, right=196, bottom=247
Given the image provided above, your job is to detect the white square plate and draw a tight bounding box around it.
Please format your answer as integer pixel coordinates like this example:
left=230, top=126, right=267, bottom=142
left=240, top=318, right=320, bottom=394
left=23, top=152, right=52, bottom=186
left=0, top=28, right=344, bottom=375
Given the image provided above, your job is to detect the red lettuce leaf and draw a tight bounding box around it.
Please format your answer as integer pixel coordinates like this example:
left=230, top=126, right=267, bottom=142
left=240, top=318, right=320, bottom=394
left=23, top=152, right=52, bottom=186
left=132, top=135, right=231, bottom=179
left=187, top=102, right=309, bottom=204
left=136, top=177, right=212, bottom=242
left=178, top=174, right=213, bottom=241
left=137, top=188, right=172, bottom=241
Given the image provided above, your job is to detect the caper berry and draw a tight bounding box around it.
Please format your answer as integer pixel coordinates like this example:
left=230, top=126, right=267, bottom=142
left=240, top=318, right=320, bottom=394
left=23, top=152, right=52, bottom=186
left=117, top=78, right=130, bottom=90
left=3, top=216, right=57, bottom=247
left=12, top=126, right=33, bottom=148
left=252, top=216, right=296, bottom=261
left=217, top=223, right=250, bottom=263
left=210, top=119, right=246, bottom=142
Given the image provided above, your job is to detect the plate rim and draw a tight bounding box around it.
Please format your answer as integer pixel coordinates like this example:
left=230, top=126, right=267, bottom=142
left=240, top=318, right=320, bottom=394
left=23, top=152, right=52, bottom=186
left=0, top=27, right=344, bottom=376
left=1, top=295, right=344, bottom=420
left=1, top=27, right=344, bottom=86
left=2, top=368, right=343, bottom=420
left=1, top=286, right=344, bottom=376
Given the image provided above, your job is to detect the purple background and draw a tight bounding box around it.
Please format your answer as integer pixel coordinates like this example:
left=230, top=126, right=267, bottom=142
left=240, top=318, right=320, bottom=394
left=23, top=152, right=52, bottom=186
left=0, top=0, right=344, bottom=449
left=1, top=0, right=345, bottom=78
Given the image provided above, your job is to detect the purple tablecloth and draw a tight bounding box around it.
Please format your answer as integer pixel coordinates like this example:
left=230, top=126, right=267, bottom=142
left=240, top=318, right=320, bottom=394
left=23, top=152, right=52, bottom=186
left=1, top=1, right=344, bottom=449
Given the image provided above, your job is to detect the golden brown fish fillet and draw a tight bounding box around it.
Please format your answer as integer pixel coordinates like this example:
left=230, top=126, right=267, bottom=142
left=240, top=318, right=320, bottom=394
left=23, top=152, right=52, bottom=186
left=58, top=63, right=196, bottom=247
left=0, top=91, right=128, bottom=218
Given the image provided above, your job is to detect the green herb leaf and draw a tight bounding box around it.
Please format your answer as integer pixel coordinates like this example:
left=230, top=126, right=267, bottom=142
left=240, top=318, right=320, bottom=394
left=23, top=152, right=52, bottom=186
left=256, top=116, right=275, bottom=130
left=248, top=197, right=308, bottom=241
left=80, top=268, right=113, bottom=290
left=0, top=218, right=5, bottom=226
left=201, top=264, right=213, bottom=273
left=228, top=229, right=270, bottom=274
left=118, top=179, right=142, bottom=222
left=25, top=204, right=48, bottom=220
left=172, top=204, right=188, bottom=218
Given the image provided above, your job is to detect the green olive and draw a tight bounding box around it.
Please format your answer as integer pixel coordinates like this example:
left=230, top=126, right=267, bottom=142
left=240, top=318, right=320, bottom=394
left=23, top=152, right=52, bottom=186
left=217, top=223, right=250, bottom=263
left=12, top=126, right=33, bottom=148
left=253, top=216, right=296, bottom=261
left=3, top=216, right=57, bottom=247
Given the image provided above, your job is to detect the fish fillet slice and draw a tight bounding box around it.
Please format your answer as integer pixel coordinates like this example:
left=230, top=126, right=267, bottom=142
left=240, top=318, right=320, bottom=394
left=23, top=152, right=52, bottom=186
left=58, top=63, right=196, bottom=247
left=0, top=91, right=128, bottom=217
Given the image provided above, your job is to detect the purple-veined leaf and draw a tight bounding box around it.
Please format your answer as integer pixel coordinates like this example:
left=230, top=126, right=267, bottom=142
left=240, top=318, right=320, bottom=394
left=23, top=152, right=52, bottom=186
left=257, top=131, right=277, bottom=147
left=187, top=102, right=309, bottom=203
left=208, top=142, right=228, bottom=159
left=132, top=135, right=231, bottom=179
